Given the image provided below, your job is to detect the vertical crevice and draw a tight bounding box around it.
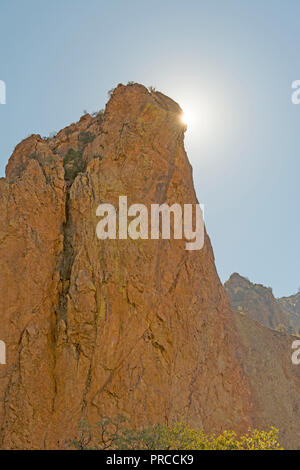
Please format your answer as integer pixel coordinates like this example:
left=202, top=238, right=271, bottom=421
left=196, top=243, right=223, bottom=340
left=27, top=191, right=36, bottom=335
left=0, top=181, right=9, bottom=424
left=57, top=185, right=74, bottom=325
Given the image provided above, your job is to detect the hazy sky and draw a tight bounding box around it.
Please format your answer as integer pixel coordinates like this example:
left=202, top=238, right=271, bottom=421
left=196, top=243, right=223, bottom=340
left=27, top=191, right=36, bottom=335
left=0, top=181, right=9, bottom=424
left=0, top=0, right=299, bottom=297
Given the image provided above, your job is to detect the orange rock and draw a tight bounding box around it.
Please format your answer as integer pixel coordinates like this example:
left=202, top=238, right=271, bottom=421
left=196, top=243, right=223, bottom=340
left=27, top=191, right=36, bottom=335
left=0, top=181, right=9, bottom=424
left=0, top=84, right=299, bottom=449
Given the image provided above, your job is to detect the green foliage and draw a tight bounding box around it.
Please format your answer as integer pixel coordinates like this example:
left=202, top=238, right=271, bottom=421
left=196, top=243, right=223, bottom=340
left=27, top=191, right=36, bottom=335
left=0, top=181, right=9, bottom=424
left=92, top=154, right=103, bottom=160
left=96, top=109, right=105, bottom=123
left=72, top=415, right=127, bottom=450
left=63, top=148, right=84, bottom=182
left=72, top=416, right=282, bottom=450
left=78, top=131, right=95, bottom=146
left=90, top=109, right=105, bottom=123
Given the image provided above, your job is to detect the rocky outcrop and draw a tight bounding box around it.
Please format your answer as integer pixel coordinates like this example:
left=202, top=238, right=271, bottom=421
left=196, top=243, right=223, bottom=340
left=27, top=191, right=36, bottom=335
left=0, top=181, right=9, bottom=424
left=278, top=292, right=300, bottom=331
left=0, top=84, right=300, bottom=449
left=225, top=273, right=293, bottom=333
left=225, top=273, right=300, bottom=335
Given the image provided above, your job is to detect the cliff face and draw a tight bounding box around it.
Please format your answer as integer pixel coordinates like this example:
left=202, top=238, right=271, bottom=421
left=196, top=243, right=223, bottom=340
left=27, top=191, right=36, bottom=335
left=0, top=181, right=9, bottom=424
left=225, top=273, right=292, bottom=333
left=278, top=292, right=300, bottom=331
left=225, top=273, right=300, bottom=334
left=0, top=84, right=300, bottom=449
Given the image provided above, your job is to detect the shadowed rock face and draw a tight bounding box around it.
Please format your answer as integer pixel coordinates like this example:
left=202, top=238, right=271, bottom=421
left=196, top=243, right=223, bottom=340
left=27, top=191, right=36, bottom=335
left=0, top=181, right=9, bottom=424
left=225, top=273, right=292, bottom=333
left=279, top=292, right=300, bottom=331
left=225, top=273, right=300, bottom=335
left=0, top=84, right=300, bottom=449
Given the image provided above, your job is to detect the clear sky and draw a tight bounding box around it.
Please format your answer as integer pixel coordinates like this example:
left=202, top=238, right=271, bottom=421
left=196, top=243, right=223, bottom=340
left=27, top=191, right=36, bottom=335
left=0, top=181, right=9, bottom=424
left=0, top=0, right=299, bottom=297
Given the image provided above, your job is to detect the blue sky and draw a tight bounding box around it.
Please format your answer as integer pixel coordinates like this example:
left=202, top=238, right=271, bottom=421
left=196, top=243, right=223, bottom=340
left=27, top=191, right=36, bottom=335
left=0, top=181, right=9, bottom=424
left=0, top=0, right=299, bottom=297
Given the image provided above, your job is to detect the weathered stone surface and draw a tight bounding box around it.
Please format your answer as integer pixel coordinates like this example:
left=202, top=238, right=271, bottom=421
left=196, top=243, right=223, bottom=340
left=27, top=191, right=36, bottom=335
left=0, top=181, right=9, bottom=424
left=225, top=273, right=300, bottom=335
left=0, top=84, right=300, bottom=449
left=225, top=273, right=292, bottom=332
left=233, top=313, right=300, bottom=448
left=279, top=292, right=300, bottom=331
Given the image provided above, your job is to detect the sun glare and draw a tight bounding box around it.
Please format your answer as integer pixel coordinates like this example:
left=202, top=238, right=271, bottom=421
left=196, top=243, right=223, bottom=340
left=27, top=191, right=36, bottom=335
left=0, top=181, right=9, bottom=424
left=179, top=100, right=217, bottom=138
left=180, top=108, right=196, bottom=127
left=180, top=107, right=196, bottom=129
left=181, top=112, right=189, bottom=125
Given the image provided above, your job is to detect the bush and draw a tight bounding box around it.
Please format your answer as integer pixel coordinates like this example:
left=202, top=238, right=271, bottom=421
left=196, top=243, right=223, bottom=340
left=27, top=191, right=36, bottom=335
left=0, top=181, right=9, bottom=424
left=72, top=417, right=282, bottom=450
left=63, top=148, right=85, bottom=182
left=96, top=109, right=105, bottom=123
left=78, top=131, right=95, bottom=146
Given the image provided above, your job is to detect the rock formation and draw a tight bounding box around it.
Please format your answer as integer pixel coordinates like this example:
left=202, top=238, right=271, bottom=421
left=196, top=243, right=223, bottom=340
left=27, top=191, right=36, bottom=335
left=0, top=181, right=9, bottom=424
left=279, top=291, right=300, bottom=332
left=225, top=273, right=293, bottom=332
left=225, top=273, right=300, bottom=334
left=0, top=84, right=300, bottom=449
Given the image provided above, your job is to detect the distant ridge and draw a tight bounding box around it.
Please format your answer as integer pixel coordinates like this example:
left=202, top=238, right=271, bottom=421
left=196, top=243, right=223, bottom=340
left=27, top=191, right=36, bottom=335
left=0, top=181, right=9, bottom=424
left=225, top=272, right=300, bottom=334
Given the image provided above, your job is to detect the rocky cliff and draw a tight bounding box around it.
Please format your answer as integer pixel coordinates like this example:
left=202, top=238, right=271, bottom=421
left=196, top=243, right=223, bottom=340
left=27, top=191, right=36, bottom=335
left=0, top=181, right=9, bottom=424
left=225, top=273, right=300, bottom=334
left=0, top=84, right=300, bottom=449
left=225, top=273, right=293, bottom=333
left=279, top=292, right=300, bottom=331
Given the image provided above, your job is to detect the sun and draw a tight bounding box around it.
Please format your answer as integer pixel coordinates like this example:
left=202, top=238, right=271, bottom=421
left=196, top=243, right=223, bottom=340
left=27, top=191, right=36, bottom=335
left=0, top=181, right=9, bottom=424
left=180, top=110, right=192, bottom=126
left=179, top=101, right=215, bottom=137
left=180, top=105, right=199, bottom=129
